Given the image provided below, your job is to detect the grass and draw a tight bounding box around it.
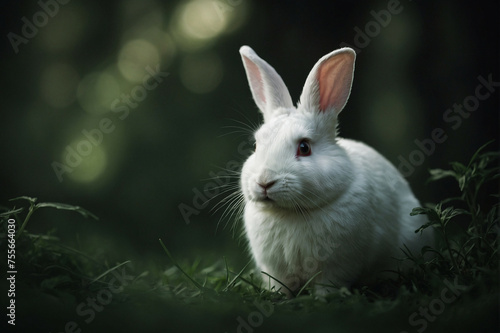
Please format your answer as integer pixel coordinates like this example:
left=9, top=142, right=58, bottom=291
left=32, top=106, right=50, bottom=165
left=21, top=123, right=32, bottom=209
left=1, top=142, right=498, bottom=333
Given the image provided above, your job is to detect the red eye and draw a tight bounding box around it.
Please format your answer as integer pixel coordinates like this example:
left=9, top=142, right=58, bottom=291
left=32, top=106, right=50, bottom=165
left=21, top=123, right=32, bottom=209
left=297, top=139, right=311, bottom=156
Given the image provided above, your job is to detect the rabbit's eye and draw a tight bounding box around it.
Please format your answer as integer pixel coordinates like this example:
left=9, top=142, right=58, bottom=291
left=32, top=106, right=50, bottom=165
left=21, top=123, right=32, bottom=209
left=253, top=142, right=257, bottom=152
left=297, top=140, right=311, bottom=157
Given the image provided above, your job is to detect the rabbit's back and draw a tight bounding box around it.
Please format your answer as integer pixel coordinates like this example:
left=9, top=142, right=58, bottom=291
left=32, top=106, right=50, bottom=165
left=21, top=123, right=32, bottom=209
left=336, top=138, right=431, bottom=271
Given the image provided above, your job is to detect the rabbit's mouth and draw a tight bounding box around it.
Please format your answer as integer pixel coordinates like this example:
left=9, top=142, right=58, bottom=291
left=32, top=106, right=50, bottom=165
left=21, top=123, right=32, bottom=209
left=253, top=192, right=300, bottom=210
left=252, top=192, right=279, bottom=206
left=253, top=193, right=274, bottom=203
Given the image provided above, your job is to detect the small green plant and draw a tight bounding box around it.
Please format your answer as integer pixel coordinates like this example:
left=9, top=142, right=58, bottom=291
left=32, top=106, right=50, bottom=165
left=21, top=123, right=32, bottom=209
left=4, top=196, right=98, bottom=239
left=408, top=141, right=498, bottom=284
left=0, top=197, right=125, bottom=299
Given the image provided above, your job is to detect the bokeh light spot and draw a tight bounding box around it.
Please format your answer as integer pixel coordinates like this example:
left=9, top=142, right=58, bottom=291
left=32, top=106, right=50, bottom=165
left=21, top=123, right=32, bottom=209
left=118, top=39, right=160, bottom=83
left=171, top=0, right=248, bottom=50
left=180, top=0, right=227, bottom=40
left=64, top=139, right=108, bottom=183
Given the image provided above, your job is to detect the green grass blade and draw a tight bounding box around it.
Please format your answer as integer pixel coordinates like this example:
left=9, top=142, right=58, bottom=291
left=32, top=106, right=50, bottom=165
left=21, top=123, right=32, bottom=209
left=35, top=202, right=99, bottom=220
left=232, top=274, right=262, bottom=292
left=16, top=202, right=36, bottom=240
left=467, top=140, right=495, bottom=168
left=159, top=238, right=205, bottom=291
left=223, top=259, right=252, bottom=292
left=91, top=260, right=132, bottom=284
left=261, top=271, right=295, bottom=296
left=296, top=271, right=322, bottom=297
left=223, top=256, right=230, bottom=287
left=0, top=207, right=24, bottom=218
left=9, top=196, right=38, bottom=204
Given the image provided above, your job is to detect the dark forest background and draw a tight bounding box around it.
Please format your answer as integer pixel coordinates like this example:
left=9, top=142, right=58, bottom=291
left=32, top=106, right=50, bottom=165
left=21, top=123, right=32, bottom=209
left=0, top=0, right=498, bottom=323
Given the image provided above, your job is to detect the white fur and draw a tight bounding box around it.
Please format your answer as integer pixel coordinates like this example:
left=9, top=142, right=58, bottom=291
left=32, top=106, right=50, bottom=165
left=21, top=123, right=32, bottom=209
left=238, top=45, right=433, bottom=296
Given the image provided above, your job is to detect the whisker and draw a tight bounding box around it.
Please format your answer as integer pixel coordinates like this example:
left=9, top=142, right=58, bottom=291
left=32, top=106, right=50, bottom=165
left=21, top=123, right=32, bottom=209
left=211, top=188, right=243, bottom=214
left=217, top=192, right=246, bottom=235
left=200, top=168, right=242, bottom=182
left=219, top=116, right=260, bottom=139
left=230, top=113, right=261, bottom=133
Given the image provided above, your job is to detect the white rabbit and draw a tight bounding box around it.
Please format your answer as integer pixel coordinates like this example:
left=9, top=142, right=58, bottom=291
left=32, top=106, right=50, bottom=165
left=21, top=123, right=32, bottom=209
left=238, top=45, right=434, bottom=297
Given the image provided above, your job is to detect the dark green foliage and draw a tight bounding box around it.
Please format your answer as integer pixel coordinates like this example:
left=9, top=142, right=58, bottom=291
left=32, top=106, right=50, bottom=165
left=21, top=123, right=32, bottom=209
left=411, top=141, right=498, bottom=279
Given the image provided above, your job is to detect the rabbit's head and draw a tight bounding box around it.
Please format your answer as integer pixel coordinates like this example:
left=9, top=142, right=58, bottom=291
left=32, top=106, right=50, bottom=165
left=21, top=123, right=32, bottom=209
left=239, top=46, right=356, bottom=212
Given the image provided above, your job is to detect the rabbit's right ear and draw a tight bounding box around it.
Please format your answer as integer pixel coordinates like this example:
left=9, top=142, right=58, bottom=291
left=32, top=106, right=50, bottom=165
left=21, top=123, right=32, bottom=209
left=299, top=48, right=356, bottom=116
left=240, top=46, right=293, bottom=122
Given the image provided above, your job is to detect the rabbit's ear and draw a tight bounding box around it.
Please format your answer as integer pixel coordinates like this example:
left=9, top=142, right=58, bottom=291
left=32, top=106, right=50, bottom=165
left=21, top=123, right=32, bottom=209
left=299, top=48, right=355, bottom=116
left=240, top=46, right=293, bottom=122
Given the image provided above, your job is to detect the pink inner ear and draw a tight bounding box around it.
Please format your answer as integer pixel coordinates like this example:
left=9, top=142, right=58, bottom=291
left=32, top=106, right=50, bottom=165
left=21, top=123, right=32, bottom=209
left=243, top=57, right=266, bottom=104
left=318, top=54, right=353, bottom=113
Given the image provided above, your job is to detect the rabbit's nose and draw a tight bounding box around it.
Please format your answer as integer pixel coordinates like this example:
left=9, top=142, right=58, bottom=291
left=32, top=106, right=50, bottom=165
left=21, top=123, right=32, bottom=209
left=258, top=180, right=276, bottom=190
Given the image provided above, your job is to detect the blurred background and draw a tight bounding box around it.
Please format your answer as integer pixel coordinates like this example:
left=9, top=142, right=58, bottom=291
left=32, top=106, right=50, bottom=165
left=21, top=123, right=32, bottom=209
left=0, top=0, right=498, bottom=265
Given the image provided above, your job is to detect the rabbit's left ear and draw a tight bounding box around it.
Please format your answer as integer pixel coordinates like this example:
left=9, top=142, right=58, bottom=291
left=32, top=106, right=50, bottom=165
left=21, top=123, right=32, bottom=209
left=299, top=48, right=356, bottom=116
left=240, top=46, right=293, bottom=122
